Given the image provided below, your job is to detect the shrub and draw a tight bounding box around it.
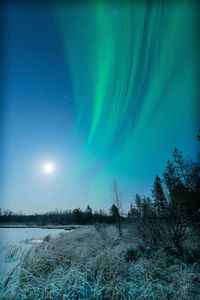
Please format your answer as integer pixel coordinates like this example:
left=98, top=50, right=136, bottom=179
left=1, top=225, right=199, bottom=299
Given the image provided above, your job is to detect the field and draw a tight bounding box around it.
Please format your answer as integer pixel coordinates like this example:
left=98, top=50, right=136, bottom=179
left=1, top=224, right=200, bottom=299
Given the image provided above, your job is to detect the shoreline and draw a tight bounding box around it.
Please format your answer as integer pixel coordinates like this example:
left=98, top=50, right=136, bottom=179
left=0, top=224, right=80, bottom=230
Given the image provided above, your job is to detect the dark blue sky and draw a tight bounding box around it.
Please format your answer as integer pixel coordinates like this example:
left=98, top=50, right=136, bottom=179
left=2, top=3, right=77, bottom=212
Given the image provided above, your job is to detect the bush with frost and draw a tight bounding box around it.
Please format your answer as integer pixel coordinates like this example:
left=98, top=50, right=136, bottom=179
left=1, top=225, right=200, bottom=299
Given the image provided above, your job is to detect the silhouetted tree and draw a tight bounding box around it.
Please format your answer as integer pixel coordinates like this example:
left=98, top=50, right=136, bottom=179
left=72, top=208, right=82, bottom=224
left=110, top=204, right=119, bottom=219
left=98, top=209, right=104, bottom=223
left=135, top=193, right=143, bottom=217
left=152, top=175, right=168, bottom=216
left=163, top=158, right=185, bottom=215
left=128, top=203, right=138, bottom=218
left=111, top=180, right=123, bottom=236
left=141, top=196, right=154, bottom=218
left=163, top=148, right=200, bottom=217
left=85, top=205, right=92, bottom=223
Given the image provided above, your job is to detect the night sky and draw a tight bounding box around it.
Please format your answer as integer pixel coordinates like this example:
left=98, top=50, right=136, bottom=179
left=1, top=1, right=199, bottom=213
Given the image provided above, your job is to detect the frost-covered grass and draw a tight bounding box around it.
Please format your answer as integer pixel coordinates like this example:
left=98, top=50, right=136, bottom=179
left=1, top=225, right=200, bottom=299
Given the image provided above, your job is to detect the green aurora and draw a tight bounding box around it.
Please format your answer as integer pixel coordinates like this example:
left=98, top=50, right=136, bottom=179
left=1, top=0, right=199, bottom=212
left=54, top=0, right=199, bottom=206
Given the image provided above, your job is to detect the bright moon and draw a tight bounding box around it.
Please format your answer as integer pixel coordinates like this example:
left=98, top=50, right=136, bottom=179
left=43, top=163, right=54, bottom=174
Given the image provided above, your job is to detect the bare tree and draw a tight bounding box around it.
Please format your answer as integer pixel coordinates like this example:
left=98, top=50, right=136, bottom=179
left=111, top=179, right=123, bottom=237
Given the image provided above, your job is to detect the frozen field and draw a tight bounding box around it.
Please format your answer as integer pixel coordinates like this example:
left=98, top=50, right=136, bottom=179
left=0, top=227, right=65, bottom=282
left=1, top=225, right=199, bottom=299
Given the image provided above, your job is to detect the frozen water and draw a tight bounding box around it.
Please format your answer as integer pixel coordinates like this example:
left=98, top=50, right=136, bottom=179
left=0, top=227, right=64, bottom=281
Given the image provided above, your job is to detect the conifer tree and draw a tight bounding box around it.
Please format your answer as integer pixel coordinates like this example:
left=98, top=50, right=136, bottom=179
left=111, top=180, right=122, bottom=236
left=163, top=149, right=191, bottom=215
left=128, top=203, right=138, bottom=217
left=141, top=196, right=153, bottom=217
left=152, top=175, right=167, bottom=216
left=85, top=205, right=92, bottom=223
left=135, top=193, right=142, bottom=217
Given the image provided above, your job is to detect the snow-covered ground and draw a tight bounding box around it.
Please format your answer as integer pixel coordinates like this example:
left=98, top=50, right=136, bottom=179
left=0, top=227, right=65, bottom=282
left=1, top=225, right=199, bottom=299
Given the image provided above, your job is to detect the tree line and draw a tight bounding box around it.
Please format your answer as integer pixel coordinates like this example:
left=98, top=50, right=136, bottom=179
left=0, top=141, right=199, bottom=228
left=0, top=206, right=119, bottom=225
left=128, top=147, right=200, bottom=221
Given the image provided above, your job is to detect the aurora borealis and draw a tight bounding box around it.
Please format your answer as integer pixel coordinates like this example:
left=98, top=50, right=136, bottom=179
left=1, top=1, right=199, bottom=213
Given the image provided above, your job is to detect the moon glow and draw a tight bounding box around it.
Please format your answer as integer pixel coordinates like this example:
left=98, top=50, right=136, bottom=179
left=43, top=163, right=54, bottom=174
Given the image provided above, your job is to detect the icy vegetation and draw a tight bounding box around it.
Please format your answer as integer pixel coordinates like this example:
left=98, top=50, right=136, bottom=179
left=0, top=225, right=200, bottom=300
